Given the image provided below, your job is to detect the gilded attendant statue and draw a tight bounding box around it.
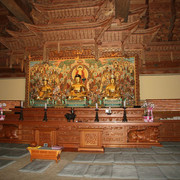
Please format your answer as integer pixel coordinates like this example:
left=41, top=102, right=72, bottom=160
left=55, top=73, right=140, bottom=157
left=104, top=76, right=121, bottom=99
left=37, top=78, right=52, bottom=100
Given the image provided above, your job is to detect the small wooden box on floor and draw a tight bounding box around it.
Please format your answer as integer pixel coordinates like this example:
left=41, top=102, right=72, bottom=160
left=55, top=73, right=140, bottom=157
left=78, top=128, right=104, bottom=152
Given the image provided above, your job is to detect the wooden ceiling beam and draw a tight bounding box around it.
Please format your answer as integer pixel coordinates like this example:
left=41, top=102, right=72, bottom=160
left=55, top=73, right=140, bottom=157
left=0, top=0, right=32, bottom=23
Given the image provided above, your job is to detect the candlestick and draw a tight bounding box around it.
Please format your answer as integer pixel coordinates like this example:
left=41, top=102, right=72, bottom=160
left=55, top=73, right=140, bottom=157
left=94, top=108, right=99, bottom=122
left=122, top=107, right=127, bottom=122
left=43, top=108, right=48, bottom=122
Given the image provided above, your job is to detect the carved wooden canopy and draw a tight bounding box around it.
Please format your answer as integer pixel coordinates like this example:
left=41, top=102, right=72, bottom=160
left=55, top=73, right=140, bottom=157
left=0, top=0, right=180, bottom=76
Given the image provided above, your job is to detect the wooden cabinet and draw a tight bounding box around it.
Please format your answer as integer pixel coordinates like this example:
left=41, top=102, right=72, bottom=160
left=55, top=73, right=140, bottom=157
left=78, top=128, right=104, bottom=152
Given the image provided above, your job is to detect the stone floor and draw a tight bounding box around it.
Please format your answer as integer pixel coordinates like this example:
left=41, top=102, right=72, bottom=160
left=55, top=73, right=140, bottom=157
left=0, top=142, right=180, bottom=180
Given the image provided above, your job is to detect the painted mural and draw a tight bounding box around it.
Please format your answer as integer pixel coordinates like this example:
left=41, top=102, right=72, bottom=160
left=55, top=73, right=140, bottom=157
left=27, top=57, right=138, bottom=107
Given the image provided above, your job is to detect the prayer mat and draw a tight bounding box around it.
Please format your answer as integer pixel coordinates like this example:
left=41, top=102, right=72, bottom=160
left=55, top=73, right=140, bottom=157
left=133, top=154, right=156, bottom=164
left=0, top=148, right=8, bottom=156
left=152, top=154, right=178, bottom=164
left=57, top=163, right=89, bottom=177
left=114, top=154, right=135, bottom=164
left=84, top=164, right=112, bottom=178
left=158, top=165, right=180, bottom=179
left=161, top=142, right=180, bottom=146
left=1, top=149, right=29, bottom=158
left=136, top=148, right=156, bottom=154
left=112, top=165, right=138, bottom=179
left=136, top=165, right=166, bottom=180
left=105, top=148, right=122, bottom=154
left=0, top=143, right=29, bottom=149
left=19, top=160, right=53, bottom=173
left=120, top=148, right=139, bottom=154
left=0, top=159, right=15, bottom=169
left=171, top=154, right=180, bottom=163
left=152, top=146, right=171, bottom=154
left=93, top=153, right=114, bottom=163
left=72, top=153, right=96, bottom=163
left=164, top=146, right=180, bottom=154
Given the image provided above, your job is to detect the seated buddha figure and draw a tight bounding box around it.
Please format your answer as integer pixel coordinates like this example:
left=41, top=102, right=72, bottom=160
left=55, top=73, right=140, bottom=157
left=68, top=74, right=87, bottom=100
left=104, top=76, right=121, bottom=99
left=37, top=78, right=52, bottom=100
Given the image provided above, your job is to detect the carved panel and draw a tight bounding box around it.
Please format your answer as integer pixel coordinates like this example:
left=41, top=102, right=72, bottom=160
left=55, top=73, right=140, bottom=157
left=127, top=126, right=159, bottom=143
left=78, top=128, right=103, bottom=152
left=34, top=127, right=57, bottom=146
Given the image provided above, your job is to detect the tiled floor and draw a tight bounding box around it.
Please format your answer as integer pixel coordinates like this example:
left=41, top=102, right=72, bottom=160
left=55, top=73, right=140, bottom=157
left=0, top=142, right=180, bottom=180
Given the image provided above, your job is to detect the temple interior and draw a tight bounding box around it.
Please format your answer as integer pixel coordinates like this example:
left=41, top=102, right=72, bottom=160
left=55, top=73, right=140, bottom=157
left=0, top=0, right=180, bottom=179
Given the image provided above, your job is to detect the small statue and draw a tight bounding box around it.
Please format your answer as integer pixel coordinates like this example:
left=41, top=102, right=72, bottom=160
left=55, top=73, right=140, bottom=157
left=104, top=76, right=121, bottom=99
left=68, top=74, right=87, bottom=100
left=37, top=78, right=52, bottom=100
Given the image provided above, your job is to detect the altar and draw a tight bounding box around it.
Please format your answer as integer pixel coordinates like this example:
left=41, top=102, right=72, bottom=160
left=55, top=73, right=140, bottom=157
left=0, top=107, right=162, bottom=149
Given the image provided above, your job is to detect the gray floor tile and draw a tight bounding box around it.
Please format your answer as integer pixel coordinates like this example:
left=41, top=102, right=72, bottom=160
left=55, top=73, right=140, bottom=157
left=57, top=163, right=89, bottom=177
left=73, top=153, right=96, bottom=163
left=112, top=165, right=138, bottom=179
left=159, top=165, right=180, bottom=179
left=152, top=154, right=178, bottom=164
left=114, top=154, right=134, bottom=163
left=84, top=165, right=112, bottom=178
left=133, top=154, right=156, bottom=164
left=94, top=154, right=114, bottom=163
left=136, top=165, right=167, bottom=180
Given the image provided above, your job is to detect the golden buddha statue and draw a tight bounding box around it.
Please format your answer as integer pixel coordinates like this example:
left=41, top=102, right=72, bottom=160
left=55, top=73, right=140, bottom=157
left=68, top=74, right=87, bottom=100
left=104, top=76, right=121, bottom=99
left=37, top=78, right=52, bottom=100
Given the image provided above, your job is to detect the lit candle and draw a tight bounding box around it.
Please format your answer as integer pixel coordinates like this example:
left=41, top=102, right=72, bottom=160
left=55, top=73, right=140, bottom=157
left=96, top=103, right=98, bottom=109
left=45, top=103, right=47, bottom=109
left=21, top=101, right=23, bottom=108
left=124, top=100, right=126, bottom=107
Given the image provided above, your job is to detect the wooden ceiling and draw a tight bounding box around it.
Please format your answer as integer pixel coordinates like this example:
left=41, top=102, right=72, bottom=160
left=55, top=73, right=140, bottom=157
left=0, top=0, right=180, bottom=77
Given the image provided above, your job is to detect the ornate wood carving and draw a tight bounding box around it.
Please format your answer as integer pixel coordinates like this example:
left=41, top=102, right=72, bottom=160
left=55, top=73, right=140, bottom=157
left=78, top=128, right=104, bottom=152
left=127, top=126, right=159, bottom=143
left=0, top=124, right=18, bottom=139
left=0, top=107, right=162, bottom=148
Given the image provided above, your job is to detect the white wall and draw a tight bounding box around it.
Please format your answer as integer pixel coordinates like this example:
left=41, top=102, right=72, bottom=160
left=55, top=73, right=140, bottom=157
left=140, top=74, right=180, bottom=100
left=0, top=75, right=180, bottom=100
left=0, top=78, right=26, bottom=100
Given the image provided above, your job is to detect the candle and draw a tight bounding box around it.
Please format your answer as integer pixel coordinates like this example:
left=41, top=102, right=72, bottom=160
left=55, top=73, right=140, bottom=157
left=124, top=100, right=126, bottom=107
left=45, top=103, right=47, bottom=109
left=21, top=101, right=23, bottom=108
left=96, top=103, right=98, bottom=109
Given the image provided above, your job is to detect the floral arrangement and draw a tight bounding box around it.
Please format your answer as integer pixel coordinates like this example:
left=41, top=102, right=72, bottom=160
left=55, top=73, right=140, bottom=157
left=0, top=103, right=5, bottom=121
left=142, top=101, right=154, bottom=122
